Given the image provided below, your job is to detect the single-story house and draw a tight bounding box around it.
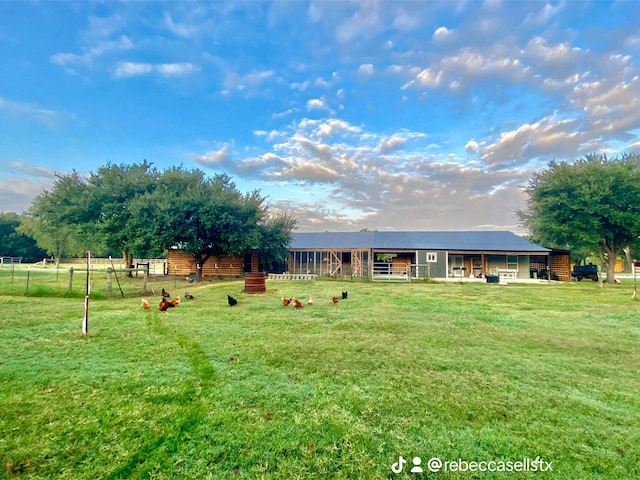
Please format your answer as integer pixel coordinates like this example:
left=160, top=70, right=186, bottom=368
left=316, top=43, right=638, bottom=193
left=287, top=231, right=571, bottom=282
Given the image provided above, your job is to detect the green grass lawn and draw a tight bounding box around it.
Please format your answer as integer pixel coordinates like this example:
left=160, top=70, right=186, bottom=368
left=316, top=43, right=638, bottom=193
left=1, top=279, right=639, bottom=479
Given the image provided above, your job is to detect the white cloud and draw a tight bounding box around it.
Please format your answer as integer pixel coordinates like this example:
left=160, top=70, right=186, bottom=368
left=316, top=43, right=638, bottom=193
left=156, top=63, right=200, bottom=77
left=306, top=97, right=328, bottom=111
left=414, top=68, right=444, bottom=88
left=433, top=26, right=452, bottom=41
left=316, top=119, right=361, bottom=138
left=163, top=12, right=199, bottom=38
left=283, top=162, right=340, bottom=182
left=50, top=34, right=134, bottom=68
left=525, top=37, right=578, bottom=64
left=378, top=135, right=406, bottom=154
left=115, top=62, right=154, bottom=78
left=392, top=9, right=420, bottom=31
left=465, top=140, right=479, bottom=152
left=290, top=79, right=313, bottom=91
left=0, top=97, right=64, bottom=128
left=335, top=3, right=382, bottom=44
left=9, top=162, right=59, bottom=179
left=0, top=163, right=60, bottom=213
left=522, top=1, right=563, bottom=28
left=193, top=145, right=232, bottom=168
left=223, top=69, right=274, bottom=93
left=314, top=72, right=339, bottom=88
left=358, top=64, right=374, bottom=79
left=293, top=136, right=334, bottom=162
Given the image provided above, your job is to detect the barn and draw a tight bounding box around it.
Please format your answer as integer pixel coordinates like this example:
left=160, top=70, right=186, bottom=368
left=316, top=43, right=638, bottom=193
left=166, top=249, right=247, bottom=278
left=287, top=231, right=570, bottom=282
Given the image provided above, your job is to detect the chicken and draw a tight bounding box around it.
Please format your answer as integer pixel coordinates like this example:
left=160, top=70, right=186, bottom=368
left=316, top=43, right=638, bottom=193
left=228, top=295, right=238, bottom=306
left=161, top=288, right=170, bottom=298
left=159, top=298, right=170, bottom=312
left=169, top=296, right=180, bottom=307
left=341, top=291, right=348, bottom=299
left=185, top=291, right=195, bottom=299
left=292, top=298, right=304, bottom=309
left=281, top=298, right=292, bottom=307
left=332, top=295, right=339, bottom=304
left=141, top=298, right=151, bottom=310
left=307, top=296, right=314, bottom=306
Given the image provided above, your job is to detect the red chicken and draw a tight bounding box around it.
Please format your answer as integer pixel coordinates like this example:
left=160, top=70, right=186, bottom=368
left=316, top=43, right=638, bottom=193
left=159, top=298, right=170, bottom=312
left=292, top=298, right=304, bottom=309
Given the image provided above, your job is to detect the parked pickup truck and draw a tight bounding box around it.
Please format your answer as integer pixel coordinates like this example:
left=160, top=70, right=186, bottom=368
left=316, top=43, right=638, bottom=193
left=572, top=264, right=598, bottom=281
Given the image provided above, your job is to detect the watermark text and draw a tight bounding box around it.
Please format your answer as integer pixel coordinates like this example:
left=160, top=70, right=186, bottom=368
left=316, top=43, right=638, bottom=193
left=392, top=455, right=553, bottom=474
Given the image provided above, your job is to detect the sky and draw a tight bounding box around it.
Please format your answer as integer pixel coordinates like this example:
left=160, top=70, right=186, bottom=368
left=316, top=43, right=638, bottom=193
left=1, top=1, right=639, bottom=234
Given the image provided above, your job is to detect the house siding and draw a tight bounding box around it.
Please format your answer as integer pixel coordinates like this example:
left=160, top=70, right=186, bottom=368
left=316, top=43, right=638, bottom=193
left=415, top=250, right=447, bottom=279
left=167, top=250, right=244, bottom=277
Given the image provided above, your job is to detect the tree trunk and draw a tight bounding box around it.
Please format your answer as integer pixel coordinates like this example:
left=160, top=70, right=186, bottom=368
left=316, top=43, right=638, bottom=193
left=624, top=246, right=632, bottom=273
left=123, top=250, right=134, bottom=278
left=195, top=255, right=203, bottom=281
left=193, top=254, right=211, bottom=281
left=601, top=244, right=619, bottom=284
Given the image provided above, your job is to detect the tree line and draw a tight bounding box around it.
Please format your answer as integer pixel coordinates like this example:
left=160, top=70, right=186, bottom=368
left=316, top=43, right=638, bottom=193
left=9, top=161, right=296, bottom=278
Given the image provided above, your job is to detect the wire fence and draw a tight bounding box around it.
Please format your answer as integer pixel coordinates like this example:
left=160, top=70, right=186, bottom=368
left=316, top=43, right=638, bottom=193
left=0, top=263, right=197, bottom=299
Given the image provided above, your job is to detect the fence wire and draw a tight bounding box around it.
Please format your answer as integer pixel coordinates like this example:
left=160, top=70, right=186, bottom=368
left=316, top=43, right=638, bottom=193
left=0, top=264, right=191, bottom=299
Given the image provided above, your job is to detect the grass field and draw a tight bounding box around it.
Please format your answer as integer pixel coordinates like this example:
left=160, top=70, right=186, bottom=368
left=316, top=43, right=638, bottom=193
left=1, top=278, right=639, bottom=479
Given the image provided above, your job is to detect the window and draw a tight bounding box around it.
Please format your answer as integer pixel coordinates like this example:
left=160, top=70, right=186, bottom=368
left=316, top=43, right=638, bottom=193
left=426, top=252, right=437, bottom=263
left=507, top=255, right=518, bottom=270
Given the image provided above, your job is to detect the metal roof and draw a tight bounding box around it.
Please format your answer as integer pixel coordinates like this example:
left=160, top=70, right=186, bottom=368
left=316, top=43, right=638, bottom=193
left=289, top=231, right=550, bottom=253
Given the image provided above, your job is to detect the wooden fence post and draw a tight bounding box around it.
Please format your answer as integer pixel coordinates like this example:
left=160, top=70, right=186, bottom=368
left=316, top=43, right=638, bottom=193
left=68, top=267, right=74, bottom=291
left=106, top=268, right=112, bottom=298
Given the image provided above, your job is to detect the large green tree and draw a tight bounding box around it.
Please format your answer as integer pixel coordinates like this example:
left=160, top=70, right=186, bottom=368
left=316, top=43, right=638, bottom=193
left=0, top=212, right=47, bottom=263
left=21, top=162, right=159, bottom=272
left=519, top=154, right=640, bottom=283
left=19, top=171, right=93, bottom=259
left=23, top=162, right=295, bottom=276
left=128, top=167, right=296, bottom=278
left=85, top=161, right=159, bottom=272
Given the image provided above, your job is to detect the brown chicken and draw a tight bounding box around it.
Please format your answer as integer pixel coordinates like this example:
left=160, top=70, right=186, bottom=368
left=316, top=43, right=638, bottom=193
left=141, top=298, right=151, bottom=310
left=332, top=295, right=339, bottom=304
left=292, top=298, right=304, bottom=309
left=281, top=298, right=292, bottom=307
left=159, top=298, right=170, bottom=311
left=169, top=296, right=180, bottom=306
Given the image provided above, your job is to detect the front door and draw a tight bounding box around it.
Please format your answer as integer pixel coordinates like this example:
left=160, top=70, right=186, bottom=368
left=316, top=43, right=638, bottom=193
left=471, top=256, right=482, bottom=277
left=451, top=255, right=465, bottom=277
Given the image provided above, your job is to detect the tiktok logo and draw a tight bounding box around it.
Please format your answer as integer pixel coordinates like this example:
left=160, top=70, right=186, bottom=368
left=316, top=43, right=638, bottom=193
left=392, top=456, right=424, bottom=474
left=391, top=456, right=407, bottom=473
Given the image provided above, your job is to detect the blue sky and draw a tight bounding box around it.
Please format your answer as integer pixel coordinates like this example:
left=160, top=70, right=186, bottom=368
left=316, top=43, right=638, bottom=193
left=1, top=1, right=639, bottom=233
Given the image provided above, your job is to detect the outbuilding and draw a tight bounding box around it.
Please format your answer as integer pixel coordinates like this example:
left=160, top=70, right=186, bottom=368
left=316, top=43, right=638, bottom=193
left=287, top=231, right=569, bottom=282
